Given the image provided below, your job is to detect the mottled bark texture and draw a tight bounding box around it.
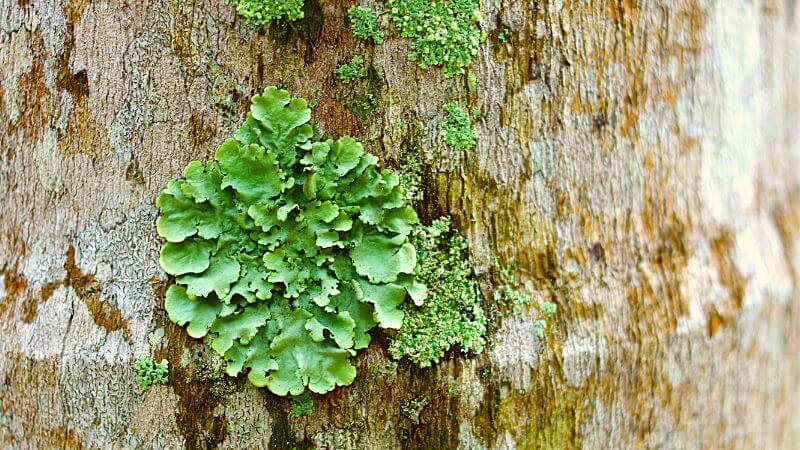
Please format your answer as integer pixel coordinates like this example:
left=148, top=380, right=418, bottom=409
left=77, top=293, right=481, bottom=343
left=1, top=0, right=799, bottom=448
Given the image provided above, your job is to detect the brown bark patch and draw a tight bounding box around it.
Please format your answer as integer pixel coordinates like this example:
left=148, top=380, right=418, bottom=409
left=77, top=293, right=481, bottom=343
left=21, top=246, right=131, bottom=342
left=0, top=353, right=76, bottom=447
left=188, top=111, right=218, bottom=147
left=9, top=43, right=49, bottom=145
left=154, top=316, right=227, bottom=450
left=710, top=227, right=747, bottom=309
left=0, top=229, right=30, bottom=321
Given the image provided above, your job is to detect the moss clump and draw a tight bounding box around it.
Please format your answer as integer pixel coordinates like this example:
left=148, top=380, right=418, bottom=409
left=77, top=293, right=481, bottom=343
left=441, top=102, right=477, bottom=150
left=334, top=56, right=367, bottom=84
left=387, top=0, right=482, bottom=77
left=347, top=6, right=384, bottom=44
left=389, top=217, right=487, bottom=367
left=447, top=379, right=460, bottom=398
left=228, top=0, right=304, bottom=25
left=134, top=357, right=169, bottom=390
left=288, top=391, right=313, bottom=417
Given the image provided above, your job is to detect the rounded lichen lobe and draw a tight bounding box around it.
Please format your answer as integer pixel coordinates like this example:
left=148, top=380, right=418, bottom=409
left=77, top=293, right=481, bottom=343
left=156, top=87, right=424, bottom=396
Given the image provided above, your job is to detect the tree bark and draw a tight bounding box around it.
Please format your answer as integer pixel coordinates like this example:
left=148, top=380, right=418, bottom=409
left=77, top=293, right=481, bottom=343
left=1, top=0, right=799, bottom=448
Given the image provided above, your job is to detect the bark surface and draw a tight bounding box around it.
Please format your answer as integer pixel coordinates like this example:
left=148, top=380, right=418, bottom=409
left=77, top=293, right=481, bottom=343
left=1, top=0, right=799, bottom=448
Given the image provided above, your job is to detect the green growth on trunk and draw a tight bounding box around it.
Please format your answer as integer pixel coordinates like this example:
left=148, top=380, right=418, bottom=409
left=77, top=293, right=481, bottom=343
left=388, top=0, right=482, bottom=77
left=334, top=56, right=367, bottom=84
left=348, top=6, right=384, bottom=44
left=228, top=0, right=305, bottom=24
left=134, top=357, right=169, bottom=390
left=389, top=217, right=487, bottom=367
left=156, top=87, right=425, bottom=396
left=441, top=101, right=477, bottom=150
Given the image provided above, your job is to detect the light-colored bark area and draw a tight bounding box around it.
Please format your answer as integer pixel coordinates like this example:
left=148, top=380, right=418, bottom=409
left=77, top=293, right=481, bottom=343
left=1, top=0, right=799, bottom=448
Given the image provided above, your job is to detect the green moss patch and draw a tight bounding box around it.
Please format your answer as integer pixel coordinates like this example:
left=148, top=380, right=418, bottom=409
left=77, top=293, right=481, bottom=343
left=289, top=391, right=314, bottom=417
left=334, top=56, right=367, bottom=85
left=134, top=357, right=169, bottom=390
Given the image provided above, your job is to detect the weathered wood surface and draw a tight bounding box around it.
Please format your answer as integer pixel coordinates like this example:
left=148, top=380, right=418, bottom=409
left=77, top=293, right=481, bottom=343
left=1, top=0, right=799, bottom=448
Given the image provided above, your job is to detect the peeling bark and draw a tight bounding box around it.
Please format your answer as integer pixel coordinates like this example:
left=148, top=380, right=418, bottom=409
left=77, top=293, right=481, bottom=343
left=1, top=0, right=799, bottom=448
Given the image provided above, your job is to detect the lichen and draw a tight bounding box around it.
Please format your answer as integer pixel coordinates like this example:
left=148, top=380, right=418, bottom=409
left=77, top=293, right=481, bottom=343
left=397, top=151, right=424, bottom=204
left=387, top=0, right=482, bottom=77
left=401, top=396, right=429, bottom=425
left=388, top=217, right=487, bottom=367
left=441, top=101, right=477, bottom=151
left=156, top=87, right=425, bottom=396
left=334, top=56, right=367, bottom=85
left=496, top=266, right=558, bottom=338
left=347, top=6, right=384, bottom=44
left=228, top=0, right=305, bottom=24
left=134, top=356, right=169, bottom=390
left=288, top=391, right=313, bottom=417
left=447, top=379, right=460, bottom=398
left=346, top=89, right=380, bottom=120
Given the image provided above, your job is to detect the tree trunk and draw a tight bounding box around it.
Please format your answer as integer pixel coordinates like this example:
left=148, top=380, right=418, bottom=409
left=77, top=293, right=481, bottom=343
left=2, top=0, right=799, bottom=448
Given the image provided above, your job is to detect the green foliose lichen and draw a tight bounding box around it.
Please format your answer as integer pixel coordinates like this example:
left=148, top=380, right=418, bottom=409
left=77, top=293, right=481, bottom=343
left=156, top=87, right=426, bottom=396
left=387, top=0, right=482, bottom=77
left=389, top=217, right=487, bottom=368
left=334, top=56, right=367, bottom=85
left=228, top=0, right=305, bottom=25
left=347, top=6, right=384, bottom=44
left=441, top=101, right=477, bottom=150
left=134, top=357, right=169, bottom=390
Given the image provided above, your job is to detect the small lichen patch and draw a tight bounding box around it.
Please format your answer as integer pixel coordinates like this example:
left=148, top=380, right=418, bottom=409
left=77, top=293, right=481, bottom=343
left=135, top=356, right=170, bottom=390
left=334, top=56, right=367, bottom=85
left=489, top=315, right=541, bottom=390
left=496, top=267, right=558, bottom=338
left=346, top=89, right=380, bottom=120
left=389, top=217, right=487, bottom=367
left=401, top=396, right=429, bottom=425
left=288, top=391, right=313, bottom=418
left=228, top=0, right=305, bottom=25
left=387, top=0, right=482, bottom=77
left=441, top=102, right=477, bottom=151
left=397, top=150, right=424, bottom=204
left=347, top=6, right=383, bottom=44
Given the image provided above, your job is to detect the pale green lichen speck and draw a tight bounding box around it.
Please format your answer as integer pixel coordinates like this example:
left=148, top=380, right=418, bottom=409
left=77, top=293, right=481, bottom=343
left=497, top=266, right=558, bottom=339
